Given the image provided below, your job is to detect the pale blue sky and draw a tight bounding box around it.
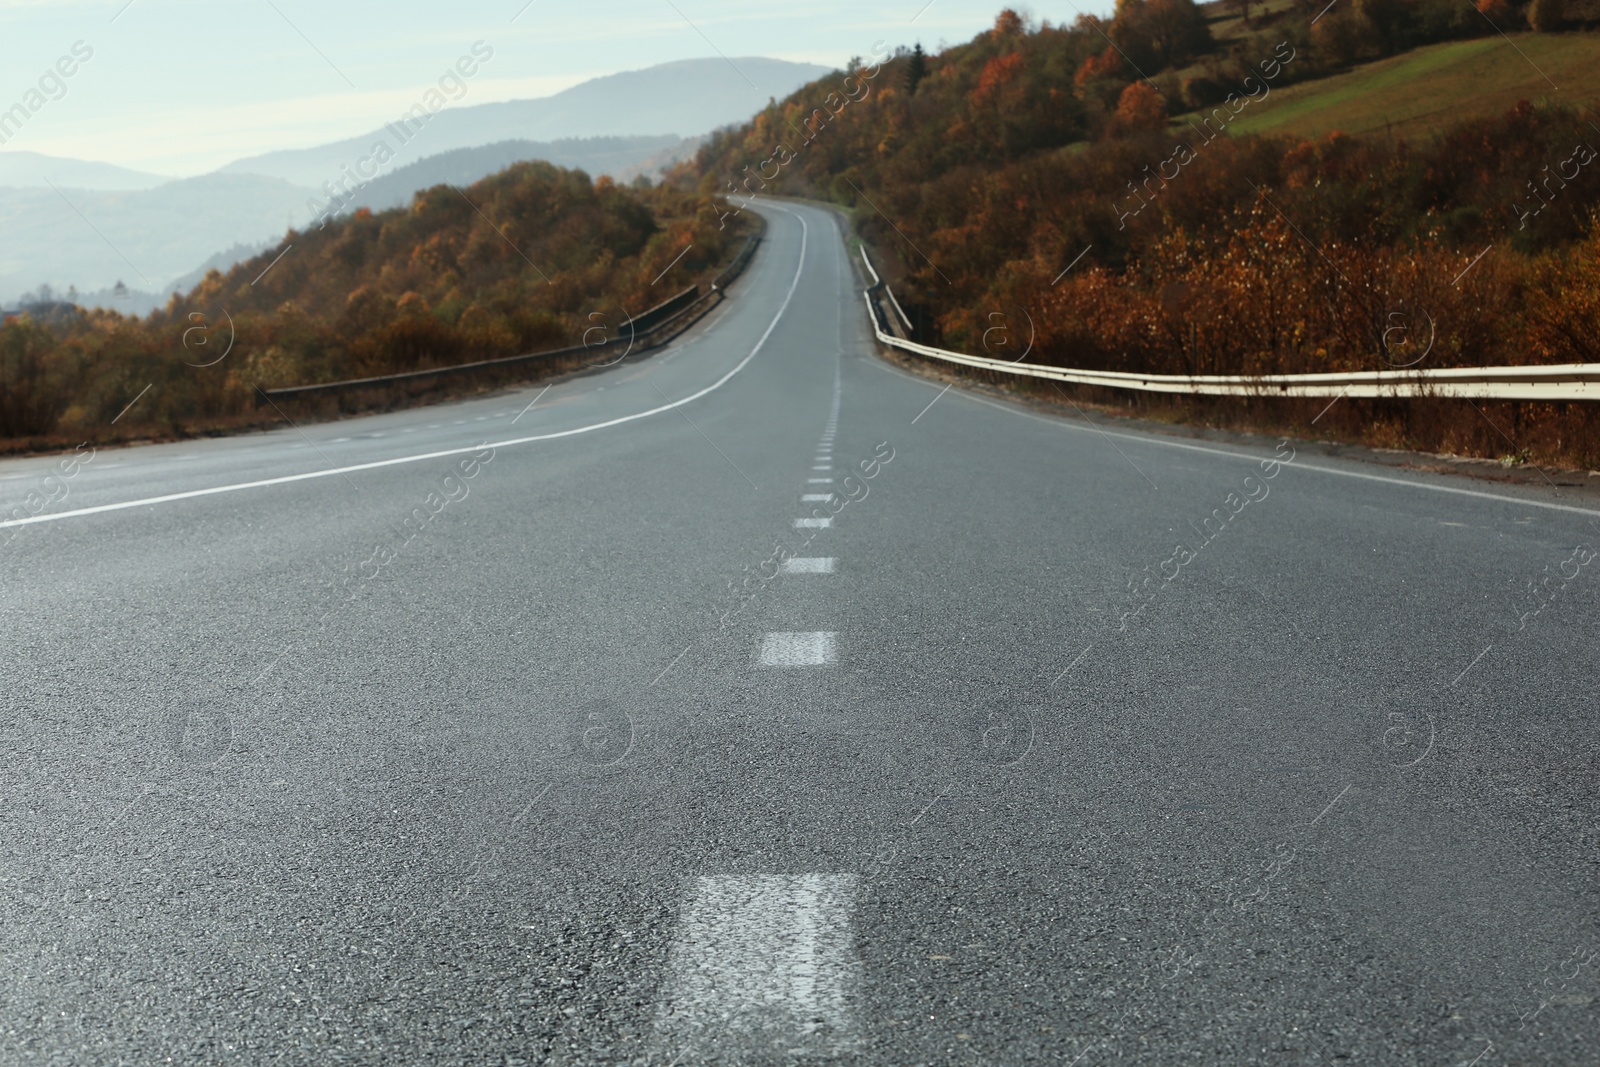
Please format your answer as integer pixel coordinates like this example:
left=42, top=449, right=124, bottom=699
left=0, top=0, right=1105, bottom=176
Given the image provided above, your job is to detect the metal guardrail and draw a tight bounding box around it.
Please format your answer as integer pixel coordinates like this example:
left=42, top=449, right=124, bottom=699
left=629, top=284, right=703, bottom=334
left=859, top=249, right=1600, bottom=402
left=258, top=228, right=766, bottom=405
left=713, top=225, right=764, bottom=290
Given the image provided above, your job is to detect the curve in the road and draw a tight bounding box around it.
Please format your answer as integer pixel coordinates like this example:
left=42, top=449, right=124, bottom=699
left=0, top=207, right=809, bottom=534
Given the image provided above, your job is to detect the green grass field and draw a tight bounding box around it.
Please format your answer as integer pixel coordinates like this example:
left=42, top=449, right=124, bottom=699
left=1177, top=31, right=1600, bottom=143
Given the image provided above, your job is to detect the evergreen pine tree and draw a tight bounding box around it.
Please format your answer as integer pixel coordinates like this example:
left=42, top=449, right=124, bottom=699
left=906, top=43, right=928, bottom=95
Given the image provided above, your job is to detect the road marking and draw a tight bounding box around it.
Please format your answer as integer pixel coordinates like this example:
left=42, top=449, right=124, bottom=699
left=794, top=517, right=830, bottom=528
left=759, top=631, right=836, bottom=665
left=654, top=874, right=861, bottom=1061
left=782, top=557, right=836, bottom=574
left=808, top=478, right=833, bottom=484
left=811, top=465, right=831, bottom=471
left=0, top=212, right=813, bottom=532
left=801, top=493, right=833, bottom=502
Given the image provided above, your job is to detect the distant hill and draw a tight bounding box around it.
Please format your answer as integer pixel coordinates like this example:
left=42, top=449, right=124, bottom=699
left=2, top=56, right=830, bottom=304
left=335, top=136, right=684, bottom=215
left=0, top=174, right=313, bottom=303
left=28, top=138, right=694, bottom=309
left=0, top=150, right=170, bottom=191
left=219, top=57, right=832, bottom=187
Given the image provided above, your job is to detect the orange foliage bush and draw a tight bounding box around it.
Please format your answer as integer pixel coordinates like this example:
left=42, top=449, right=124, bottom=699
left=1112, top=82, right=1167, bottom=133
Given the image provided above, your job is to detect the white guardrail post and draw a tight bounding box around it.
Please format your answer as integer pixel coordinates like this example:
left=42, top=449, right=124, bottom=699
left=856, top=249, right=1600, bottom=402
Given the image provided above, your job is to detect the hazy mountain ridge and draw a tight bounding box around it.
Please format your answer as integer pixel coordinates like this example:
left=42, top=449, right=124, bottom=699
left=219, top=57, right=831, bottom=187
left=0, top=56, right=831, bottom=306
left=329, top=135, right=685, bottom=217
left=0, top=173, right=314, bottom=305
left=0, top=149, right=169, bottom=191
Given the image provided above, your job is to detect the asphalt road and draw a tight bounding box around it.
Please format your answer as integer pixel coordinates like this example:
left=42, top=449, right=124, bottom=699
left=2, top=199, right=1598, bottom=1066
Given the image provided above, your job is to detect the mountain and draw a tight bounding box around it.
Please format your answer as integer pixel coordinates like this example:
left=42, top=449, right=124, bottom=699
left=219, top=57, right=831, bottom=187
left=1, top=56, right=830, bottom=306
left=333, top=135, right=684, bottom=215
left=0, top=174, right=314, bottom=303
left=0, top=150, right=170, bottom=191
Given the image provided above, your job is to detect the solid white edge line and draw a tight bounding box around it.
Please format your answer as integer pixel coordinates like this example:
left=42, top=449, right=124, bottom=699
left=910, top=371, right=1600, bottom=521
left=1, top=209, right=812, bottom=532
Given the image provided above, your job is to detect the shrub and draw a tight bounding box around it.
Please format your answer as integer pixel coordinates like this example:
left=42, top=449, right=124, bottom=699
left=1181, top=74, right=1228, bottom=108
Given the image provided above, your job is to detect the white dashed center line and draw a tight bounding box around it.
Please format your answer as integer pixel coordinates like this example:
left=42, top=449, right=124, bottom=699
left=794, top=517, right=830, bottom=528
left=801, top=493, right=833, bottom=502
left=781, top=557, right=836, bottom=574
left=759, top=631, right=837, bottom=665
left=807, top=477, right=833, bottom=484
left=653, top=874, right=861, bottom=1061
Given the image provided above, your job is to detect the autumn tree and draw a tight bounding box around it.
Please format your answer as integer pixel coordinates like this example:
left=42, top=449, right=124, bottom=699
left=1475, top=0, right=1512, bottom=21
left=1112, top=81, right=1167, bottom=133
left=1109, top=0, right=1213, bottom=72
left=0, top=315, right=60, bottom=436
left=1354, top=0, right=1413, bottom=52
left=1310, top=9, right=1368, bottom=67
left=1528, top=0, right=1565, bottom=31
left=992, top=8, right=1026, bottom=37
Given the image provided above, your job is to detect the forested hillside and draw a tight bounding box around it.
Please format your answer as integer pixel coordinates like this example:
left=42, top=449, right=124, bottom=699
left=689, top=5, right=1600, bottom=467
left=0, top=164, right=742, bottom=448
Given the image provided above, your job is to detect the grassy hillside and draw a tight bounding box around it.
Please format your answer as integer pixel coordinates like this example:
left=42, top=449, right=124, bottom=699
left=1207, top=32, right=1600, bottom=141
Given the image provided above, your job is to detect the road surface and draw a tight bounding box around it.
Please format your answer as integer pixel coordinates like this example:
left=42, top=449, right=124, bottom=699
left=2, top=200, right=1597, bottom=1065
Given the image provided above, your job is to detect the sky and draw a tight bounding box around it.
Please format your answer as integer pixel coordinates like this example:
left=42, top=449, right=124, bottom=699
left=0, top=0, right=1106, bottom=177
